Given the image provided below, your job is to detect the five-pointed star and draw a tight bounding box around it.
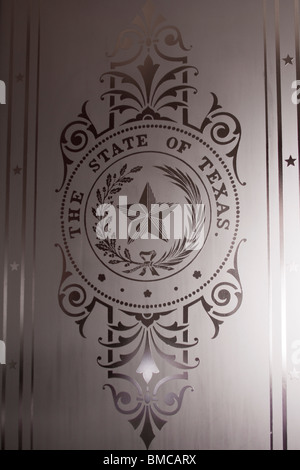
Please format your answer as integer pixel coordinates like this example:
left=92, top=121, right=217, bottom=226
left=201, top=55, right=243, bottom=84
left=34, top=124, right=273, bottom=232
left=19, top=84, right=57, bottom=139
left=285, top=156, right=296, bottom=167
left=10, top=262, right=19, bottom=271
left=119, top=182, right=178, bottom=243
left=16, top=73, right=24, bottom=82
left=283, top=54, right=294, bottom=65
left=288, top=261, right=300, bottom=272
left=8, top=361, right=17, bottom=370
left=289, top=367, right=300, bottom=380
left=13, top=165, right=22, bottom=175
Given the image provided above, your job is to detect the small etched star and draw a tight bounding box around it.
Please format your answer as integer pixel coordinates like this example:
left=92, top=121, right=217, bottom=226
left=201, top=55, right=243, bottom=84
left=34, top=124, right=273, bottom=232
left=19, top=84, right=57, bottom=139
left=144, top=289, right=152, bottom=298
left=8, top=360, right=17, bottom=370
left=289, top=367, right=300, bottom=380
left=282, top=54, right=294, bottom=66
left=10, top=262, right=19, bottom=271
left=193, top=270, right=202, bottom=280
left=285, top=156, right=296, bottom=167
left=288, top=261, right=300, bottom=272
left=16, top=73, right=24, bottom=82
left=13, top=165, right=22, bottom=175
left=98, top=274, right=106, bottom=282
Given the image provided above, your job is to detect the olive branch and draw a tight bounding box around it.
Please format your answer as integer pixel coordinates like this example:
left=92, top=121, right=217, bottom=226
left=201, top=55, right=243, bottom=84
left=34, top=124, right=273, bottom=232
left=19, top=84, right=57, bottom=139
left=93, top=163, right=143, bottom=206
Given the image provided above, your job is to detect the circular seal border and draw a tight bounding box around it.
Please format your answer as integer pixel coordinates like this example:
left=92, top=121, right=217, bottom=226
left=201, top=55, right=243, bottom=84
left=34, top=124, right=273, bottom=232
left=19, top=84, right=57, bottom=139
left=60, top=123, right=240, bottom=310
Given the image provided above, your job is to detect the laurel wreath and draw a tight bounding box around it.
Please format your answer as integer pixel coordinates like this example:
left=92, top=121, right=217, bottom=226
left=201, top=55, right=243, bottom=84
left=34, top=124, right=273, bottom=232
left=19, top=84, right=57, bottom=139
left=92, top=165, right=205, bottom=277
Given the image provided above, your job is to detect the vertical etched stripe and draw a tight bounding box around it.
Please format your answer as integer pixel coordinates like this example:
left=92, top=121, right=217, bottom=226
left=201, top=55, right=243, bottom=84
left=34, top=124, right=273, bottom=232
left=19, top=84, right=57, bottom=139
left=294, top=1, right=300, bottom=203
left=275, top=0, right=287, bottom=450
left=18, top=3, right=31, bottom=450
left=30, top=4, right=41, bottom=450
left=1, top=0, right=15, bottom=451
left=263, top=0, right=273, bottom=450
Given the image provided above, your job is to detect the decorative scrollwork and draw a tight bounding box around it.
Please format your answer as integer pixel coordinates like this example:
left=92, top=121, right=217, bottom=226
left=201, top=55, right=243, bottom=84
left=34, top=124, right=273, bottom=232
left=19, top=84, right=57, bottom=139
left=100, top=55, right=198, bottom=124
left=56, top=244, right=106, bottom=338
left=103, top=371, right=193, bottom=449
left=199, top=239, right=246, bottom=338
left=211, top=282, right=241, bottom=314
left=98, top=310, right=199, bottom=372
left=153, top=386, right=193, bottom=417
left=200, top=93, right=245, bottom=186
left=58, top=103, right=97, bottom=192
left=108, top=0, right=191, bottom=68
left=103, top=385, right=143, bottom=415
left=56, top=244, right=87, bottom=317
left=97, top=305, right=200, bottom=449
left=154, top=25, right=191, bottom=62
left=60, top=283, right=87, bottom=316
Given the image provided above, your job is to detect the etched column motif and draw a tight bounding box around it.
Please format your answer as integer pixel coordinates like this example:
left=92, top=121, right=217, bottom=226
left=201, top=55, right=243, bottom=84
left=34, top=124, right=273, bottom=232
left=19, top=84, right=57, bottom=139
left=56, top=1, right=245, bottom=448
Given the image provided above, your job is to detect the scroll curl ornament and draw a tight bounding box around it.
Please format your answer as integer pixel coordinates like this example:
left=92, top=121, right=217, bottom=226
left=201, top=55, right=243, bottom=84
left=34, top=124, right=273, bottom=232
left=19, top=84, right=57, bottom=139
left=107, top=0, right=191, bottom=67
left=58, top=103, right=97, bottom=192
left=56, top=244, right=97, bottom=337
left=200, top=239, right=246, bottom=339
left=211, top=282, right=242, bottom=315
left=153, top=24, right=191, bottom=62
left=103, top=371, right=193, bottom=449
left=200, top=93, right=245, bottom=186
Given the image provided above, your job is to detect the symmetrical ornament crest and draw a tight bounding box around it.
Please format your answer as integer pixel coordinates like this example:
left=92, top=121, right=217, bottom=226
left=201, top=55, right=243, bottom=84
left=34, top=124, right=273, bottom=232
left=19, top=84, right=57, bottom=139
left=57, top=1, right=245, bottom=449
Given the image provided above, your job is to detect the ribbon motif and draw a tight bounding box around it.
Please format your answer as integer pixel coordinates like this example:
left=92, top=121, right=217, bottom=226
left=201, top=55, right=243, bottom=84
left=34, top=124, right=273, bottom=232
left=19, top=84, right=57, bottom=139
left=125, top=250, right=158, bottom=276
